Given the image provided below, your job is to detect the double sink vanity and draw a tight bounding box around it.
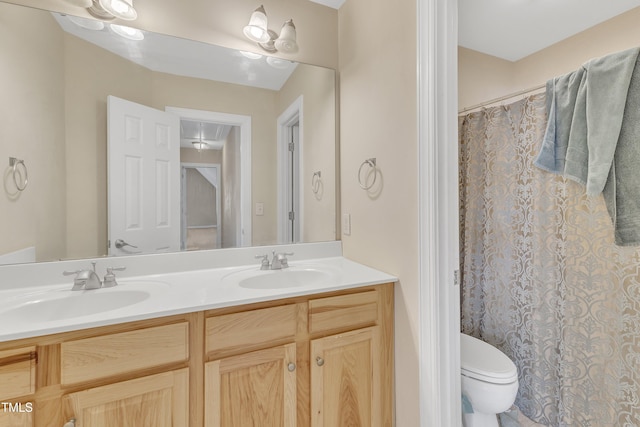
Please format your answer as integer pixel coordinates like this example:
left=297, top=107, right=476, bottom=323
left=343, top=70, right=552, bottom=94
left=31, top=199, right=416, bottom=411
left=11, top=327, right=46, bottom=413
left=0, top=242, right=395, bottom=427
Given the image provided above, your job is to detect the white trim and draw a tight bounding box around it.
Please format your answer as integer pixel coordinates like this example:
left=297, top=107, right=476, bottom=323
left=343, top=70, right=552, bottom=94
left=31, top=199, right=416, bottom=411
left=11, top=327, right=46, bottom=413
left=180, top=162, right=222, bottom=249
left=277, top=96, right=304, bottom=244
left=417, top=0, right=461, bottom=426
left=166, top=107, right=252, bottom=247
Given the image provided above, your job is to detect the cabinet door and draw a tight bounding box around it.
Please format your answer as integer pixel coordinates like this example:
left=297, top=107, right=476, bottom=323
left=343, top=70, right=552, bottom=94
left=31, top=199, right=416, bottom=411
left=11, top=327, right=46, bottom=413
left=0, top=410, right=33, bottom=427
left=311, top=327, right=381, bottom=427
left=63, top=369, right=188, bottom=427
left=205, top=343, right=297, bottom=427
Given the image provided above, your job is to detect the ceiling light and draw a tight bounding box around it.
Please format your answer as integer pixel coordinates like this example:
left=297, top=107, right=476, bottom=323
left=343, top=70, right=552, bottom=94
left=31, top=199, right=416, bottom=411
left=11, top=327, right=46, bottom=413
left=110, top=24, right=144, bottom=40
left=192, top=140, right=208, bottom=151
left=243, top=5, right=298, bottom=54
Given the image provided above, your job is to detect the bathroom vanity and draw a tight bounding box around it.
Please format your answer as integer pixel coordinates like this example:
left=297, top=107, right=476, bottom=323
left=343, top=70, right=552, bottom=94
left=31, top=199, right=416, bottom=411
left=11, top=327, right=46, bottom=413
left=0, top=246, right=395, bottom=427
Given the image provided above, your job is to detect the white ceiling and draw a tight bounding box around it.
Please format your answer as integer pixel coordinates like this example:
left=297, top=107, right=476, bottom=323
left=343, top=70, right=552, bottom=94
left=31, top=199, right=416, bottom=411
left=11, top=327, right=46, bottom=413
left=459, top=0, right=640, bottom=62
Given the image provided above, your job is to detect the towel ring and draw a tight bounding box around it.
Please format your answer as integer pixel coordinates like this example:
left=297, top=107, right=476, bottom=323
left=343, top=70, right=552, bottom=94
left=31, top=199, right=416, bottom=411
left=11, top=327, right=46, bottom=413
left=9, top=157, right=28, bottom=191
left=358, top=158, right=377, bottom=190
left=312, top=171, right=321, bottom=194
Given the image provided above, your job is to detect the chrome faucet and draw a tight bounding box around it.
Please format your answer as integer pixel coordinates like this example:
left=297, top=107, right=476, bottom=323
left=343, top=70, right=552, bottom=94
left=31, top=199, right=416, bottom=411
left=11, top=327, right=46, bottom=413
left=270, top=251, right=294, bottom=270
left=63, top=261, right=102, bottom=291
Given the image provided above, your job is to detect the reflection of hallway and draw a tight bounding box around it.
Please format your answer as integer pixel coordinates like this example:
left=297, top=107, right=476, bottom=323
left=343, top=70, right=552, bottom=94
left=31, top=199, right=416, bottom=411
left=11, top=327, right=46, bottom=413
left=184, top=167, right=219, bottom=250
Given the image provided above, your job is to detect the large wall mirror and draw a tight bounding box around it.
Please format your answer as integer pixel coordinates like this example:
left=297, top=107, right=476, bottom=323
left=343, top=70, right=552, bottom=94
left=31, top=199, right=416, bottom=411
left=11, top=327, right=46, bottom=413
left=0, top=0, right=337, bottom=264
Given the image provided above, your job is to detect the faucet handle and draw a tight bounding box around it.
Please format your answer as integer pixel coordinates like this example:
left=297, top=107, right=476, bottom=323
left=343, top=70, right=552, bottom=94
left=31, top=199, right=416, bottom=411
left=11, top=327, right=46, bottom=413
left=255, top=254, right=270, bottom=270
left=62, top=270, right=82, bottom=276
left=103, top=266, right=126, bottom=288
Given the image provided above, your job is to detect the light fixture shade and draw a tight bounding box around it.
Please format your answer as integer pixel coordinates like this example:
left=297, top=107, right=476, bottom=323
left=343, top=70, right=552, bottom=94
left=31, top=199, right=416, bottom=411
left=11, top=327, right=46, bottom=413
left=99, top=0, right=137, bottom=20
left=243, top=5, right=270, bottom=43
left=274, top=19, right=298, bottom=53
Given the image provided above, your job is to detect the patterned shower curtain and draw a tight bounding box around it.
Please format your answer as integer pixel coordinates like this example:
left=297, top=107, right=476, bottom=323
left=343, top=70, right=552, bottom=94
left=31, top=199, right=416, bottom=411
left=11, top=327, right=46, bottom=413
left=459, top=93, right=640, bottom=427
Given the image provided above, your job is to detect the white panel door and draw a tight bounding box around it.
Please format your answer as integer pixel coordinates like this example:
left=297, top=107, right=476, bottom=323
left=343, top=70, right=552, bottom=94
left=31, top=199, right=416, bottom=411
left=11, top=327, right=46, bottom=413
left=108, top=95, right=180, bottom=256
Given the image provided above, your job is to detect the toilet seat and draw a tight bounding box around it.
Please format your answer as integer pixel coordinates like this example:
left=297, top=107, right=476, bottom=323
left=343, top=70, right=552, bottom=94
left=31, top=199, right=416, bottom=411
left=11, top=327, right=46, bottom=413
left=460, top=334, right=518, bottom=384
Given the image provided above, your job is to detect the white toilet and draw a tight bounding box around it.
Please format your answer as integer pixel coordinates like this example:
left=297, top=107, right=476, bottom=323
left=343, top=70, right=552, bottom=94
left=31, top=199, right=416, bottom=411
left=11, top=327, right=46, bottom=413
left=460, top=333, right=519, bottom=427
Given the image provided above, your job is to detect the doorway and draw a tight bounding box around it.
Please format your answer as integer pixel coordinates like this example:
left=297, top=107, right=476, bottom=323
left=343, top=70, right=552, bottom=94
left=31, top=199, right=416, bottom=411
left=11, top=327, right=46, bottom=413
left=181, top=164, right=221, bottom=250
left=277, top=96, right=304, bottom=243
left=166, top=107, right=252, bottom=247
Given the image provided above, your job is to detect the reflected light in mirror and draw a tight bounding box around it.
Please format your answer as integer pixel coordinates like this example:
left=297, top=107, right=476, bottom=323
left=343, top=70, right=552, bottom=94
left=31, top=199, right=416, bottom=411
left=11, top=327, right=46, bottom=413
left=110, top=23, right=144, bottom=40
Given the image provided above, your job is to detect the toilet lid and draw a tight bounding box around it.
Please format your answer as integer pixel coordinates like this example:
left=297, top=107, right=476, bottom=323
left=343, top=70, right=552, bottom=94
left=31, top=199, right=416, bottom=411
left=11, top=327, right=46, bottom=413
left=460, top=334, right=518, bottom=384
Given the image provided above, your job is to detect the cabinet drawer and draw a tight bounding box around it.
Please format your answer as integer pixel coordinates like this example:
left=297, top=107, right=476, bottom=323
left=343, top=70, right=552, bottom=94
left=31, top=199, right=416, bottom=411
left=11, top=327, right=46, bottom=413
left=0, top=347, right=36, bottom=400
left=206, top=305, right=297, bottom=355
left=308, top=291, right=378, bottom=334
left=61, top=322, right=189, bottom=386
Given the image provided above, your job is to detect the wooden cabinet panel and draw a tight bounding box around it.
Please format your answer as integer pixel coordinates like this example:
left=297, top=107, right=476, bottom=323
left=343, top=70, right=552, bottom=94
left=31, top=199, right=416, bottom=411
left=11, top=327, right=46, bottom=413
left=205, top=343, right=296, bottom=427
left=61, top=323, right=189, bottom=385
left=311, top=327, right=381, bottom=427
left=308, top=291, right=378, bottom=335
left=206, top=305, right=296, bottom=355
left=0, top=347, right=36, bottom=401
left=0, top=410, right=33, bottom=427
left=63, top=369, right=189, bottom=427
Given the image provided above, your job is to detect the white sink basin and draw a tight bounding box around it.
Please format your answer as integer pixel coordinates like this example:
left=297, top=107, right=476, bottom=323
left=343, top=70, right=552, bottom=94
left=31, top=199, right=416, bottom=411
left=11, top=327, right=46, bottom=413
left=0, top=281, right=167, bottom=323
left=223, top=266, right=334, bottom=290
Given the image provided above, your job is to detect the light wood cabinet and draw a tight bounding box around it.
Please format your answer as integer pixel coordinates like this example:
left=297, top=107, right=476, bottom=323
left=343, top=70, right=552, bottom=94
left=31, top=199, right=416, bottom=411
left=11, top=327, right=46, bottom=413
left=310, top=327, right=381, bottom=427
left=205, top=343, right=297, bottom=427
left=0, top=410, right=33, bottom=427
left=0, top=283, right=393, bottom=427
left=63, top=369, right=189, bottom=427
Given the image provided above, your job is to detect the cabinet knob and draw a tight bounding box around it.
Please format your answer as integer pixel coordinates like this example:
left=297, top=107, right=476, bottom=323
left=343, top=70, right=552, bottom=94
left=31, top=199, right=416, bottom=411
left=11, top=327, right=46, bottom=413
left=287, top=363, right=296, bottom=372
left=63, top=419, right=76, bottom=427
left=316, top=357, right=325, bottom=367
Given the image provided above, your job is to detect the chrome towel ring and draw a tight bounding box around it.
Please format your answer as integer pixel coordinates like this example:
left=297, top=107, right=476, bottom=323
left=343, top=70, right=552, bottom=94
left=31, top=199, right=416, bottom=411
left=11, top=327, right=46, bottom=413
left=312, top=171, right=322, bottom=194
left=358, top=158, right=377, bottom=190
left=9, top=157, right=28, bottom=191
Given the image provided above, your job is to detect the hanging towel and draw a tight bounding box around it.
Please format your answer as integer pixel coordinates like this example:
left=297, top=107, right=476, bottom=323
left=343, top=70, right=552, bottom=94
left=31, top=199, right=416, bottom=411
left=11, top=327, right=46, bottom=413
left=535, top=47, right=640, bottom=194
left=603, top=53, right=640, bottom=246
left=535, top=47, right=640, bottom=246
left=534, top=68, right=584, bottom=175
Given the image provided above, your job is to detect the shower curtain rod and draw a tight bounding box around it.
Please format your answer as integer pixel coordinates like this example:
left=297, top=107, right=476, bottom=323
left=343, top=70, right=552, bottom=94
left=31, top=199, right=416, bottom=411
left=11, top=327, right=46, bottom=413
left=458, top=83, right=546, bottom=114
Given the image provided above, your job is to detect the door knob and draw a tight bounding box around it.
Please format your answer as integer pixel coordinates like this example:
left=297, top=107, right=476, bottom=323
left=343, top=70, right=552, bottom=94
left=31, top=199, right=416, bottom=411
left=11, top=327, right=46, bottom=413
left=63, top=419, right=76, bottom=427
left=288, top=363, right=296, bottom=372
left=316, top=357, right=325, bottom=367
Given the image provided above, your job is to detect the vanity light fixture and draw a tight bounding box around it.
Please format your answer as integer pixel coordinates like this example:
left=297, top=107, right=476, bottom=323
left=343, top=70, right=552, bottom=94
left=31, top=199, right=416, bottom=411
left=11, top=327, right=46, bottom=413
left=99, top=0, right=137, bottom=20
left=243, top=5, right=298, bottom=54
left=87, top=0, right=137, bottom=21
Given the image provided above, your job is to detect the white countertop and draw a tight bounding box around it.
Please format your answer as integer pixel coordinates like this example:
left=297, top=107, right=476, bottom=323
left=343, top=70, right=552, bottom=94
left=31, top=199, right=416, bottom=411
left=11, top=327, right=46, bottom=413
left=0, top=255, right=396, bottom=342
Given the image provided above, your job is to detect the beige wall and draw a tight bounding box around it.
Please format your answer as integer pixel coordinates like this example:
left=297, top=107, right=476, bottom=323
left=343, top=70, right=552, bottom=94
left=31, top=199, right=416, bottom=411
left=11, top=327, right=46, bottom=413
left=0, top=3, right=66, bottom=262
left=277, top=64, right=336, bottom=242
left=339, top=0, right=420, bottom=425
left=222, top=127, right=241, bottom=248
left=6, top=0, right=338, bottom=69
left=459, top=6, right=640, bottom=109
